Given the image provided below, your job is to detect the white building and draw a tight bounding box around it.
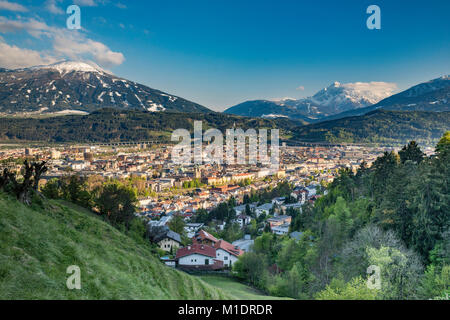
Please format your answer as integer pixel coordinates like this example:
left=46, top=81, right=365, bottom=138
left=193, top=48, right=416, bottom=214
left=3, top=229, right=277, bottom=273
left=176, top=245, right=217, bottom=266
left=255, top=203, right=273, bottom=217
left=214, top=240, right=243, bottom=267
left=235, top=215, right=252, bottom=228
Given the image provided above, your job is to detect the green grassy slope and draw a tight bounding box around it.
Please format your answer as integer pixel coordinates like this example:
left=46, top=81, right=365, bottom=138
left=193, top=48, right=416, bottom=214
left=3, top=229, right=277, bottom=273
left=198, top=275, right=292, bottom=300
left=0, top=193, right=231, bottom=300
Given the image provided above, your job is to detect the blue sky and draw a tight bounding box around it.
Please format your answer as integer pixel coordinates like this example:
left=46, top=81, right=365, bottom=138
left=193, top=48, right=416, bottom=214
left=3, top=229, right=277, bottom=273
left=0, top=0, right=449, bottom=111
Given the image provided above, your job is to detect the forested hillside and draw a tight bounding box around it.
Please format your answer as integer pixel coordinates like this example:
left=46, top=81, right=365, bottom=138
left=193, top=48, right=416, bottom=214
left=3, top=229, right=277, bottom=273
left=294, top=110, right=450, bottom=145
left=0, top=108, right=447, bottom=146
left=0, top=108, right=300, bottom=143
left=233, top=133, right=450, bottom=300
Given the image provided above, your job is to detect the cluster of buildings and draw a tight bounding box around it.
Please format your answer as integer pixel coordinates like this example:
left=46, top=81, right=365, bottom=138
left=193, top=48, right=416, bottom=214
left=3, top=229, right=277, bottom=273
left=1, top=142, right=393, bottom=231
left=1, top=142, right=399, bottom=272
left=152, top=187, right=320, bottom=271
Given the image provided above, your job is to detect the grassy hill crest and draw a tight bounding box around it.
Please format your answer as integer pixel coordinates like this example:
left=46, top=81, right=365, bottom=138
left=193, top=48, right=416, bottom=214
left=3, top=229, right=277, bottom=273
left=0, top=192, right=231, bottom=300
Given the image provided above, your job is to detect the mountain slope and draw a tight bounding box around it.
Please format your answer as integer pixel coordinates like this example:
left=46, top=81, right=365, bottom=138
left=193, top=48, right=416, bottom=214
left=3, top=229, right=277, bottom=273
left=223, top=100, right=312, bottom=121
left=293, top=110, right=450, bottom=145
left=0, top=61, right=211, bottom=115
left=323, top=76, right=450, bottom=121
left=0, top=192, right=231, bottom=299
left=224, top=81, right=396, bottom=121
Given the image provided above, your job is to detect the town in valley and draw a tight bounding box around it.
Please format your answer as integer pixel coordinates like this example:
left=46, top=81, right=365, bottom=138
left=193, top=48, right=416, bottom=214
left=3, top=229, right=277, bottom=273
left=0, top=140, right=435, bottom=271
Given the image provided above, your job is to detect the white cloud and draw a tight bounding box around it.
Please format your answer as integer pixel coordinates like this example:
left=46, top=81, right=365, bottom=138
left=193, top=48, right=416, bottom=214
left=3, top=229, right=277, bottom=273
left=296, top=85, right=305, bottom=91
left=0, top=1, right=28, bottom=12
left=342, top=81, right=398, bottom=96
left=74, top=0, right=98, bottom=6
left=53, top=32, right=125, bottom=67
left=45, top=0, right=64, bottom=14
left=0, top=16, right=125, bottom=68
left=0, top=41, right=58, bottom=68
left=115, top=3, right=127, bottom=9
left=46, top=0, right=100, bottom=13
left=0, top=17, right=54, bottom=38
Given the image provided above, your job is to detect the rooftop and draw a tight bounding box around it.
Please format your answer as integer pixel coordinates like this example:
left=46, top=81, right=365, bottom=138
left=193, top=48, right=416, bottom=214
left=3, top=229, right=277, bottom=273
left=175, top=244, right=216, bottom=259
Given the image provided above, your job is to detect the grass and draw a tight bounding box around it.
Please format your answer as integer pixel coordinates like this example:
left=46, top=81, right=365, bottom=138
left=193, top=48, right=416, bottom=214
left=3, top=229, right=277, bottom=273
left=0, top=192, right=232, bottom=300
left=198, top=275, right=292, bottom=300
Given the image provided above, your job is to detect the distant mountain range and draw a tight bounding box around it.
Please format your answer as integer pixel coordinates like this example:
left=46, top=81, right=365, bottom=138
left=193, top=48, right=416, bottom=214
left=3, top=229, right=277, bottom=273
left=321, top=75, right=450, bottom=121
left=0, top=62, right=448, bottom=146
left=225, top=77, right=450, bottom=122
left=225, top=81, right=397, bottom=121
left=0, top=61, right=211, bottom=115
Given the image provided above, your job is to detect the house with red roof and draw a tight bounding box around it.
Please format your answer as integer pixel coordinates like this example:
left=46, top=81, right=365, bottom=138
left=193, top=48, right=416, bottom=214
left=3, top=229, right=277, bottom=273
left=214, top=239, right=244, bottom=267
left=175, top=244, right=223, bottom=270
left=192, top=230, right=218, bottom=247
left=175, top=230, right=245, bottom=270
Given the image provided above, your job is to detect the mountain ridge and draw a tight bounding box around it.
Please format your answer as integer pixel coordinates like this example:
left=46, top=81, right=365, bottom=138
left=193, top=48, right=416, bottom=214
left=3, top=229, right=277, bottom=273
left=0, top=61, right=212, bottom=115
left=225, top=81, right=397, bottom=121
left=225, top=76, right=450, bottom=122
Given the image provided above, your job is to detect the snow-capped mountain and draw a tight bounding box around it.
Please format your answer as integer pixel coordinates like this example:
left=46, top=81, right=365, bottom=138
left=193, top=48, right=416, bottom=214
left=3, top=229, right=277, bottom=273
left=224, top=81, right=397, bottom=121
left=309, top=81, right=397, bottom=111
left=0, top=61, right=211, bottom=115
left=321, top=75, right=450, bottom=121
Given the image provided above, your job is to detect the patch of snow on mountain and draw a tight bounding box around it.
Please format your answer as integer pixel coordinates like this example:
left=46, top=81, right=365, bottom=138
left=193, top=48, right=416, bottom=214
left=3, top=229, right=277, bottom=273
left=54, top=110, right=89, bottom=115
left=261, top=114, right=289, bottom=119
left=31, top=61, right=107, bottom=75
left=98, top=92, right=105, bottom=102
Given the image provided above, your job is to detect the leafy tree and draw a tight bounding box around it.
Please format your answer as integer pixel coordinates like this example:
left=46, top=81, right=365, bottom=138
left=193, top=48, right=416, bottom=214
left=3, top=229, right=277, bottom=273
left=366, top=246, right=423, bottom=299
left=315, top=277, right=378, bottom=300
left=339, top=225, right=404, bottom=282
left=435, top=131, right=450, bottom=158
left=418, top=264, right=450, bottom=299
left=95, top=182, right=137, bottom=230
left=209, top=202, right=234, bottom=223
left=127, top=218, right=148, bottom=244
left=253, top=232, right=277, bottom=257
left=233, top=252, right=268, bottom=290
left=220, top=222, right=244, bottom=243
left=60, top=175, right=92, bottom=207
left=168, top=215, right=186, bottom=235
left=193, top=208, right=209, bottom=223
left=41, top=178, right=61, bottom=199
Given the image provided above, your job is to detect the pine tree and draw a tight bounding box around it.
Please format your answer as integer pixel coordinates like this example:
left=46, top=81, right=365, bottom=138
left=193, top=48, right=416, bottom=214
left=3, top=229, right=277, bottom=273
left=398, top=141, right=425, bottom=164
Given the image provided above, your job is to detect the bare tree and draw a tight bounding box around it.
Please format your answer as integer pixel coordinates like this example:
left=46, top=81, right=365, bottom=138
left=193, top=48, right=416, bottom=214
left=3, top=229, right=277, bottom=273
left=0, top=160, right=48, bottom=205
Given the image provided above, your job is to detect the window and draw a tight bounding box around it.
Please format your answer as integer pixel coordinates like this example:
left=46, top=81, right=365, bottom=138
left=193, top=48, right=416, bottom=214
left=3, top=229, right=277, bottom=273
left=224, top=256, right=228, bottom=260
